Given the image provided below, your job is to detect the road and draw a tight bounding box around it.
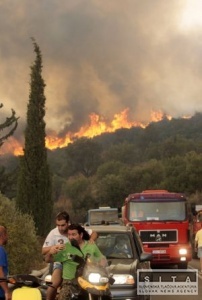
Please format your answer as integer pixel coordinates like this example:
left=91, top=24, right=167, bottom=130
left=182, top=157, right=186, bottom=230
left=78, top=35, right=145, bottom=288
left=151, top=258, right=201, bottom=300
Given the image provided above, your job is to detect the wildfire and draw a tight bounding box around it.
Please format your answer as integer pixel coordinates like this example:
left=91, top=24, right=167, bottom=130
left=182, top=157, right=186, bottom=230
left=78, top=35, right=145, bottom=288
left=0, top=108, right=175, bottom=156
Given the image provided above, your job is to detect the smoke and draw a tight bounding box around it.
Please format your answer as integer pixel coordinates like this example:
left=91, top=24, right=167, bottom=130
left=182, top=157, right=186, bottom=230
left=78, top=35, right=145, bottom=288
left=1, top=0, right=202, bottom=140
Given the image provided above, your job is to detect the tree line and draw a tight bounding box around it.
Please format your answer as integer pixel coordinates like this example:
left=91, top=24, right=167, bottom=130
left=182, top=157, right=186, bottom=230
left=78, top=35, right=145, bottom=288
left=48, top=126, right=202, bottom=223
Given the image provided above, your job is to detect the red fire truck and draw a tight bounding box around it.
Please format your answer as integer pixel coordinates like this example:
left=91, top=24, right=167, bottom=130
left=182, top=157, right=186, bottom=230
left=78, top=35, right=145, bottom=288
left=122, top=190, right=192, bottom=268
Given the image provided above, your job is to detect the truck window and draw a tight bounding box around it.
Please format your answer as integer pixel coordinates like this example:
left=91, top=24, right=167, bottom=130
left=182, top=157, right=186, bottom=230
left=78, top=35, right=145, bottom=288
left=129, top=201, right=186, bottom=221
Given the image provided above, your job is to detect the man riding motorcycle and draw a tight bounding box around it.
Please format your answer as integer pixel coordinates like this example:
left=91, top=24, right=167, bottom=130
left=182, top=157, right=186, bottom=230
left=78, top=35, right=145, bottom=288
left=42, top=212, right=97, bottom=300
left=45, top=224, right=108, bottom=300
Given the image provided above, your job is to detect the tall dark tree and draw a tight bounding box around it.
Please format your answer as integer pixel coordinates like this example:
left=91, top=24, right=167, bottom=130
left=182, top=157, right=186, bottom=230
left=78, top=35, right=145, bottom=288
left=16, top=39, right=52, bottom=236
left=0, top=103, right=19, bottom=148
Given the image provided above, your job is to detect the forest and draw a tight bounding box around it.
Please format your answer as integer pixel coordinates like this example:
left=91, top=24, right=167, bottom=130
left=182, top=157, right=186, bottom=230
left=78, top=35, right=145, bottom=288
left=1, top=111, right=202, bottom=224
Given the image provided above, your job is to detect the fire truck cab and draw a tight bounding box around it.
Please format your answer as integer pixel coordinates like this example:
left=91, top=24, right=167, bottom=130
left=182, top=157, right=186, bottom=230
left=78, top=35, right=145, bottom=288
left=122, top=190, right=192, bottom=268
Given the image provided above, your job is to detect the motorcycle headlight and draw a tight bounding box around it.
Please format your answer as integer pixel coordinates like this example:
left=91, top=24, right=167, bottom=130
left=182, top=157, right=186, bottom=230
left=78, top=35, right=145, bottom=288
left=88, top=273, right=109, bottom=284
left=112, top=274, right=135, bottom=285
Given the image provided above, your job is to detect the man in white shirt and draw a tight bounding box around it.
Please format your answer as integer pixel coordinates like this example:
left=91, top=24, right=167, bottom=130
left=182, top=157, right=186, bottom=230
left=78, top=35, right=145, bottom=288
left=42, top=211, right=97, bottom=300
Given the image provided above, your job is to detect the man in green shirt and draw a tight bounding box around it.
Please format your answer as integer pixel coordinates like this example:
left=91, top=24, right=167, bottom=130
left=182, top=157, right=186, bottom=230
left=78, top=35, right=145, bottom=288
left=46, top=224, right=107, bottom=300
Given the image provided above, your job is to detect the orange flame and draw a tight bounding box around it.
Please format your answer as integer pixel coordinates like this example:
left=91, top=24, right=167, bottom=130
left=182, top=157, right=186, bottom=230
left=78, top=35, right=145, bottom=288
left=0, top=109, right=181, bottom=156
left=0, top=138, right=23, bottom=156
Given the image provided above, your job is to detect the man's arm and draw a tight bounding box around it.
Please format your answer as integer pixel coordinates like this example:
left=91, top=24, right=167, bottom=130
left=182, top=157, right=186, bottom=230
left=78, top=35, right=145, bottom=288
left=42, top=229, right=65, bottom=255
left=42, top=244, right=65, bottom=256
left=42, top=245, right=52, bottom=255
left=44, top=246, right=64, bottom=263
left=90, top=230, right=98, bottom=242
left=42, top=230, right=54, bottom=255
left=84, top=227, right=98, bottom=243
left=44, top=251, right=54, bottom=263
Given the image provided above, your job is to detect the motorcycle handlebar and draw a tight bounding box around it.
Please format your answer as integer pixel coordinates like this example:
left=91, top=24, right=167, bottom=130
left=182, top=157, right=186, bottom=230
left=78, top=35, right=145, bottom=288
left=0, top=274, right=51, bottom=288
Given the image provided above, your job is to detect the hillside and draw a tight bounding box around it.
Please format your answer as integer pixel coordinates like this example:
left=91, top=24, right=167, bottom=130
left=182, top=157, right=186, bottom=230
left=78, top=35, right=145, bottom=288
left=1, top=112, right=202, bottom=221
left=1, top=112, right=202, bottom=172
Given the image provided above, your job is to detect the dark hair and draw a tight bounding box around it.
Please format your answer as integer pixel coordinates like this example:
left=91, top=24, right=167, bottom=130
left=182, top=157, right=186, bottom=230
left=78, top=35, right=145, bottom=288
left=56, top=211, right=70, bottom=223
left=68, top=223, right=90, bottom=241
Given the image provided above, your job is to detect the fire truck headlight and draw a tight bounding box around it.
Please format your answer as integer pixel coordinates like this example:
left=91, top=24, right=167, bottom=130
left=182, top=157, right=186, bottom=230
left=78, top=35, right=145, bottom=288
left=179, top=248, right=187, bottom=255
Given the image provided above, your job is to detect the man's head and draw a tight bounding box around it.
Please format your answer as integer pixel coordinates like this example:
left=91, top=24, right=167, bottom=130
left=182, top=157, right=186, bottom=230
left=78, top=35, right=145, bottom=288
left=67, top=224, right=89, bottom=245
left=0, top=225, right=8, bottom=245
left=55, top=211, right=70, bottom=235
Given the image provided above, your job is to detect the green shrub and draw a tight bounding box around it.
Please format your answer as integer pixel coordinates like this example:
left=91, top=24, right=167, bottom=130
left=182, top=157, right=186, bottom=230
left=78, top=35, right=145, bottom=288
left=0, top=193, right=44, bottom=274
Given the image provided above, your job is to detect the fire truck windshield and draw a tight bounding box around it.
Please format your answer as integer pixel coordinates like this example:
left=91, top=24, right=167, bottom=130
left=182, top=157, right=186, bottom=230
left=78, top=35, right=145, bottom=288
left=129, top=200, right=186, bottom=221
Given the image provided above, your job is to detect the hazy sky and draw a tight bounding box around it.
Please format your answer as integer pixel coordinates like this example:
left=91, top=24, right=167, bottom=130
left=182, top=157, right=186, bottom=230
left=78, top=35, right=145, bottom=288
left=1, top=0, right=202, bottom=145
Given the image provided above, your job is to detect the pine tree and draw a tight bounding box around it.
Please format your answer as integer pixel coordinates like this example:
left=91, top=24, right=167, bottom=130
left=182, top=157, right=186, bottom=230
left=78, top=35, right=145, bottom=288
left=0, top=103, right=19, bottom=148
left=16, top=39, right=52, bottom=236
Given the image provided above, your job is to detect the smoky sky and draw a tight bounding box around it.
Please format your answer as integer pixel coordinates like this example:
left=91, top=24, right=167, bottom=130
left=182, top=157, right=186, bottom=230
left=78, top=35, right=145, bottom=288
left=1, top=0, right=202, bottom=140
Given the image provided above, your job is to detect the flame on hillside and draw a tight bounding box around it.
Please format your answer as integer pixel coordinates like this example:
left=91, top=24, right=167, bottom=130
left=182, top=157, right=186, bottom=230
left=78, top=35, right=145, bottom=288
left=1, top=108, right=176, bottom=156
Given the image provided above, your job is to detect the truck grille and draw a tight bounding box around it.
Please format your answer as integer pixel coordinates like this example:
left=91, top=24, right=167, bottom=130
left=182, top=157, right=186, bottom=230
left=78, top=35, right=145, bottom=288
left=139, top=229, right=177, bottom=243
left=152, top=254, right=170, bottom=261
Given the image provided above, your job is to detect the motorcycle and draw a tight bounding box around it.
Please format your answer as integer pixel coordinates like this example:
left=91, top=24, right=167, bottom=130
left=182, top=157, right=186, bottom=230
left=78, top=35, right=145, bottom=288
left=69, top=252, right=114, bottom=300
left=0, top=273, right=52, bottom=300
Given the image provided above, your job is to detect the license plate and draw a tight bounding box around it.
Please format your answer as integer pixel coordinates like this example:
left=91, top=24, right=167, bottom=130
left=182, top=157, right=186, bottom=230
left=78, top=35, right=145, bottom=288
left=152, top=249, right=166, bottom=254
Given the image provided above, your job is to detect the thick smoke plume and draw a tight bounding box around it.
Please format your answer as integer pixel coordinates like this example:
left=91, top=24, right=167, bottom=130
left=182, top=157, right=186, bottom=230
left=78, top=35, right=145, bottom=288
left=0, top=0, right=202, bottom=145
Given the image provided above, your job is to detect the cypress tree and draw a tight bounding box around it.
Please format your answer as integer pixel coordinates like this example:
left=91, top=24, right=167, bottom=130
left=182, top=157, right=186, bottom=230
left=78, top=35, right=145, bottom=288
left=16, top=39, right=52, bottom=236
